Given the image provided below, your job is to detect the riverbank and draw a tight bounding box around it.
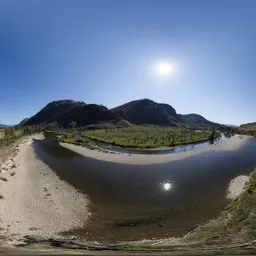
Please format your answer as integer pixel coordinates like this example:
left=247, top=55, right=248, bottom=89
left=60, top=134, right=252, bottom=165
left=0, top=134, right=89, bottom=243
left=227, top=175, right=249, bottom=200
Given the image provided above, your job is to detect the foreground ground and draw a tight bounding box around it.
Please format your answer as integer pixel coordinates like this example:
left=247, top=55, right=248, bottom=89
left=0, top=133, right=255, bottom=254
left=0, top=134, right=89, bottom=240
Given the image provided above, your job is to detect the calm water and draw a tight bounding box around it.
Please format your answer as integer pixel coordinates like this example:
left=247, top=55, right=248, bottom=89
left=33, top=134, right=256, bottom=242
left=97, top=133, right=230, bottom=155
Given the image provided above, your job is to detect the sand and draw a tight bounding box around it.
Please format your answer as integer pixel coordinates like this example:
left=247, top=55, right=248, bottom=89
left=60, top=134, right=252, bottom=165
left=0, top=134, right=89, bottom=241
left=227, top=175, right=249, bottom=200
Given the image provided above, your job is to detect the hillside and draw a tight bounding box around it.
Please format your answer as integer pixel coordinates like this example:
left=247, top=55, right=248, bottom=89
left=178, top=113, right=221, bottom=129
left=22, top=98, right=222, bottom=129
left=0, top=124, right=7, bottom=128
left=239, top=122, right=256, bottom=137
left=240, top=122, right=256, bottom=131
left=24, top=100, right=130, bottom=128
left=111, top=99, right=180, bottom=127
left=112, top=99, right=221, bottom=129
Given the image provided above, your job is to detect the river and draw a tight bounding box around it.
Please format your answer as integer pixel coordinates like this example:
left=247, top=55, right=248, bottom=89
left=33, top=133, right=256, bottom=242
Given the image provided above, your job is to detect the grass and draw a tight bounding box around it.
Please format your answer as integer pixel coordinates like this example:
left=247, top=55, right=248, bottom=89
left=107, top=243, right=152, bottom=250
left=60, top=133, right=99, bottom=150
left=184, top=169, right=256, bottom=244
left=81, top=125, right=218, bottom=148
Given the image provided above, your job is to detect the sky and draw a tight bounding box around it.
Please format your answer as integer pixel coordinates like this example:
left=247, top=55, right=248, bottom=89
left=0, top=0, right=255, bottom=125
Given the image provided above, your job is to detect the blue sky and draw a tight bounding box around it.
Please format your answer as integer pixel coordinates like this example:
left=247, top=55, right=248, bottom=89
left=0, top=0, right=255, bottom=125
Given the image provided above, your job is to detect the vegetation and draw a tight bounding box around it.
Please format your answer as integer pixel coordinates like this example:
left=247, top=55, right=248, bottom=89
left=238, top=124, right=256, bottom=137
left=184, top=169, right=256, bottom=244
left=0, top=125, right=43, bottom=148
left=0, top=194, right=4, bottom=200
left=60, top=133, right=99, bottom=150
left=66, top=125, right=220, bottom=149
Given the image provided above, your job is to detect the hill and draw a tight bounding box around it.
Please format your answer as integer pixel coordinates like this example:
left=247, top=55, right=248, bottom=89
left=178, top=113, right=221, bottom=129
left=111, top=99, right=221, bottom=129
left=24, top=100, right=130, bottom=128
left=22, top=98, right=222, bottom=129
left=240, top=122, right=256, bottom=131
left=239, top=122, right=256, bottom=137
left=0, top=124, right=8, bottom=128
left=111, top=99, right=180, bottom=127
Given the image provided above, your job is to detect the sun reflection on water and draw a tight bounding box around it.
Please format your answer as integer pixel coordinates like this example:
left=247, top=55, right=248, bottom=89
left=161, top=181, right=173, bottom=191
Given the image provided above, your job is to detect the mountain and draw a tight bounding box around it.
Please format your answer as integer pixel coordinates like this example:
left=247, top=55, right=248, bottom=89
left=111, top=99, right=221, bottom=128
left=111, top=99, right=180, bottom=126
left=24, top=100, right=130, bottom=128
left=223, top=124, right=239, bottom=128
left=23, top=98, right=222, bottom=129
left=0, top=124, right=8, bottom=128
left=240, top=122, right=256, bottom=131
left=178, top=113, right=221, bottom=129
left=19, top=118, right=30, bottom=126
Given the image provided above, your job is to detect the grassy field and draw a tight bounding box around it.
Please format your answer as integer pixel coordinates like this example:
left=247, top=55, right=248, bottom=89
left=74, top=126, right=218, bottom=148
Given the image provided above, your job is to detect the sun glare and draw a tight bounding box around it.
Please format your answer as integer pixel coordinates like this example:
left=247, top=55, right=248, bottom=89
left=156, top=62, right=174, bottom=75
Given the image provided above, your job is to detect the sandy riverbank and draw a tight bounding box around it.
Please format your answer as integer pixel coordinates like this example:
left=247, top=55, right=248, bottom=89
left=0, top=134, right=89, bottom=241
left=227, top=175, right=249, bottom=199
left=60, top=134, right=252, bottom=165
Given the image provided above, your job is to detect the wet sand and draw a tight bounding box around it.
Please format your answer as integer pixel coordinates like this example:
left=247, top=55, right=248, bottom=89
left=60, top=134, right=252, bottom=165
left=0, top=134, right=89, bottom=241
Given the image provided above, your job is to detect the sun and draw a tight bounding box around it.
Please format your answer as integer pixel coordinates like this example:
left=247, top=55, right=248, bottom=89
left=155, top=61, right=175, bottom=76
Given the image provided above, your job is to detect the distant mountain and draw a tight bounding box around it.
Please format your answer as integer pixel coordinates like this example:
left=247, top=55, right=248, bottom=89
left=111, top=99, right=221, bottom=129
left=23, top=98, right=222, bottom=129
left=178, top=113, right=221, bottom=129
left=223, top=124, right=239, bottom=128
left=24, top=100, right=130, bottom=128
left=0, top=123, right=8, bottom=128
left=240, top=122, right=256, bottom=131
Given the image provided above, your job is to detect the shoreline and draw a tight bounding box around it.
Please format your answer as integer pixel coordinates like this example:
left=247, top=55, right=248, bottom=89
left=0, top=134, right=89, bottom=243
left=90, top=135, right=222, bottom=151
left=60, top=134, right=252, bottom=165
left=227, top=175, right=249, bottom=200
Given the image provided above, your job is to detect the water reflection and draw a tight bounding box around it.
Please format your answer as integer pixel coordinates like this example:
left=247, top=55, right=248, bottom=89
left=162, top=181, right=173, bottom=191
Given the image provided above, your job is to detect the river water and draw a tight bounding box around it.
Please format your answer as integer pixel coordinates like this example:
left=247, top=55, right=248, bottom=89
left=33, top=134, right=256, bottom=242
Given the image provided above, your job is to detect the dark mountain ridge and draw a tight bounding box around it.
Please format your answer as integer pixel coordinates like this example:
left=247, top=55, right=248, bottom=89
left=112, top=99, right=221, bottom=128
left=22, top=98, right=222, bottom=129
left=24, top=100, right=129, bottom=128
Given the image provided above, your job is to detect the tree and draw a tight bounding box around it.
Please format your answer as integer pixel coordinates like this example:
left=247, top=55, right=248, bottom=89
left=70, top=121, right=77, bottom=131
